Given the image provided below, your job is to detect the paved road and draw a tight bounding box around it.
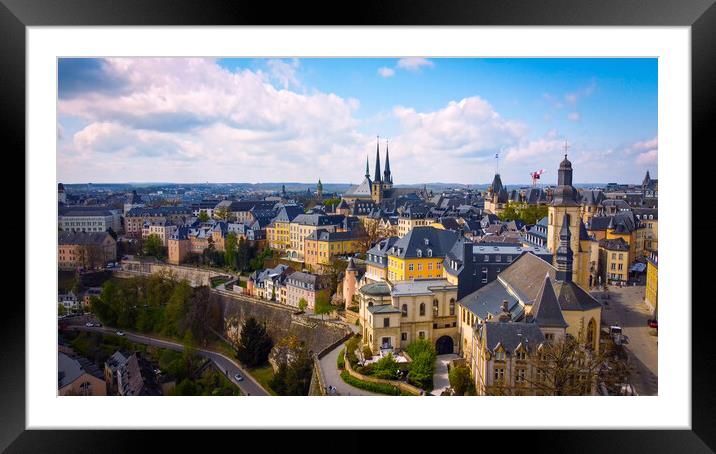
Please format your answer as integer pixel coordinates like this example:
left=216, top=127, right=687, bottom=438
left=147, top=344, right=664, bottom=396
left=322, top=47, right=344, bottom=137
left=70, top=326, right=269, bottom=396
left=432, top=354, right=460, bottom=396
left=596, top=285, right=658, bottom=396
left=319, top=341, right=379, bottom=396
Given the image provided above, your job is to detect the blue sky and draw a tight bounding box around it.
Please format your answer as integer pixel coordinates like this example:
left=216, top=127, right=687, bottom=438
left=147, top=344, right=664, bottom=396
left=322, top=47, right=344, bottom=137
left=58, top=57, right=657, bottom=184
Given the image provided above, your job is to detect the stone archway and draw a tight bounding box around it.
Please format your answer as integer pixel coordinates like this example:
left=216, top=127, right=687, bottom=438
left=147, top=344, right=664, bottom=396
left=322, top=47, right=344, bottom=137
left=436, top=336, right=454, bottom=355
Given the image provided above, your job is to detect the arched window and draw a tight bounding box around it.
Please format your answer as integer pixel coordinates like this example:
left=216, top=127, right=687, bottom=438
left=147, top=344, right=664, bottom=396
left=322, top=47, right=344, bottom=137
left=419, top=303, right=425, bottom=316
left=586, top=318, right=596, bottom=349
left=368, top=300, right=374, bottom=307
left=417, top=249, right=422, bottom=258
left=433, top=299, right=439, bottom=316
left=449, top=298, right=456, bottom=316
left=401, top=304, right=408, bottom=317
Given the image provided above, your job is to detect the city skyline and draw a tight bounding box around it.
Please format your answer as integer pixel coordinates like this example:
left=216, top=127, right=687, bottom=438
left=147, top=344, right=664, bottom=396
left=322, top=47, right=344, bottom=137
left=58, top=57, right=657, bottom=185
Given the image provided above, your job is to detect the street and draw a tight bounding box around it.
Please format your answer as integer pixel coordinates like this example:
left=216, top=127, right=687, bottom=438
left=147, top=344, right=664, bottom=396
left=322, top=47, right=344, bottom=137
left=318, top=340, right=380, bottom=396
left=70, top=325, right=269, bottom=396
left=596, top=285, right=658, bottom=396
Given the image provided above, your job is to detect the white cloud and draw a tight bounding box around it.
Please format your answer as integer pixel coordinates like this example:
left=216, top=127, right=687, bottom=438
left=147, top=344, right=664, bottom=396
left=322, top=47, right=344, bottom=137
left=266, top=58, right=300, bottom=90
left=635, top=149, right=658, bottom=165
left=377, top=67, right=395, bottom=78
left=567, top=112, right=581, bottom=122
left=396, top=58, right=434, bottom=72
left=565, top=80, right=597, bottom=104
left=504, top=137, right=564, bottom=164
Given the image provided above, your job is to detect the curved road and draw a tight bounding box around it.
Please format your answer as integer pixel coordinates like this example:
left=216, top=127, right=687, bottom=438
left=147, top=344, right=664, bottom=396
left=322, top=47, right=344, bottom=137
left=70, top=326, right=269, bottom=396
left=319, top=341, right=380, bottom=396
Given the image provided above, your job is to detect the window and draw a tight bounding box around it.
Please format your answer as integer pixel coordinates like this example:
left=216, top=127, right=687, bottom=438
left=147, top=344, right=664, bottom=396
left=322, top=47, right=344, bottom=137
left=401, top=304, right=408, bottom=317
left=383, top=317, right=390, bottom=328
left=515, top=350, right=526, bottom=360
left=481, top=268, right=488, bottom=284
left=494, top=351, right=505, bottom=360
left=419, top=331, right=426, bottom=339
left=428, top=263, right=433, bottom=270
left=419, top=303, right=425, bottom=316
left=536, top=368, right=546, bottom=382
left=611, top=263, right=616, bottom=270
left=401, top=332, right=408, bottom=341
left=495, top=255, right=501, bottom=262
left=484, top=255, right=489, bottom=262
left=611, top=253, right=616, bottom=259
left=418, top=264, right=423, bottom=271
left=417, top=249, right=422, bottom=258
left=433, top=300, right=439, bottom=316
left=427, top=249, right=432, bottom=257
left=515, top=368, right=526, bottom=383
left=433, top=323, right=438, bottom=329
left=449, top=299, right=455, bottom=316
left=494, top=367, right=505, bottom=382
left=544, top=333, right=554, bottom=342
left=408, top=264, right=414, bottom=271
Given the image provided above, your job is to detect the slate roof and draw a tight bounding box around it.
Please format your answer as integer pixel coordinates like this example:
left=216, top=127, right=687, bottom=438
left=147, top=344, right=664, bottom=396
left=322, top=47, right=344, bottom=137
left=580, top=190, right=605, bottom=205
left=552, top=281, right=602, bottom=311
left=531, top=275, right=569, bottom=328
left=273, top=204, right=305, bottom=223
left=367, top=304, right=402, bottom=314
left=459, top=280, right=521, bottom=321
left=359, top=282, right=392, bottom=297
left=305, top=229, right=358, bottom=242
left=481, top=322, right=546, bottom=354
left=228, top=200, right=275, bottom=212
left=58, top=352, right=104, bottom=389
left=292, top=213, right=345, bottom=227
left=344, top=177, right=373, bottom=197
left=126, top=206, right=192, bottom=217
left=599, top=237, right=630, bottom=251
left=388, top=226, right=460, bottom=259
left=587, top=216, right=613, bottom=231
left=58, top=231, right=114, bottom=245
left=286, top=271, right=324, bottom=290
left=498, top=252, right=557, bottom=305
left=59, top=206, right=118, bottom=217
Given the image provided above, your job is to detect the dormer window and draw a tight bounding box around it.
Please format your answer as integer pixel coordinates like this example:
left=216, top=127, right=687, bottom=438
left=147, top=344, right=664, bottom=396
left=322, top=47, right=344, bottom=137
left=427, top=249, right=432, bottom=257
left=494, top=350, right=506, bottom=361
left=424, top=238, right=429, bottom=245
left=416, top=249, right=422, bottom=258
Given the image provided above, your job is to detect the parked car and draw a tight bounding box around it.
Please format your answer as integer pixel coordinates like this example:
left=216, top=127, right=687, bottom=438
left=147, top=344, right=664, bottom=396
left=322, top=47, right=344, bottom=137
left=234, top=373, right=244, bottom=381
left=647, top=319, right=658, bottom=329
left=116, top=331, right=125, bottom=336
left=85, top=322, right=93, bottom=327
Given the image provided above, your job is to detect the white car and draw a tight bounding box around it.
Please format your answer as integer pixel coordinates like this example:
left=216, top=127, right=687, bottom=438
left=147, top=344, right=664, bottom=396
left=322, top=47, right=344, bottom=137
left=234, top=373, right=244, bottom=381
left=85, top=322, right=93, bottom=327
left=116, top=331, right=125, bottom=336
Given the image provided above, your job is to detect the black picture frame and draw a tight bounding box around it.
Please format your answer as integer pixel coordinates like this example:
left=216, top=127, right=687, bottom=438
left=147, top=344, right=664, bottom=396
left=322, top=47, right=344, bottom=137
left=3, top=0, right=709, bottom=450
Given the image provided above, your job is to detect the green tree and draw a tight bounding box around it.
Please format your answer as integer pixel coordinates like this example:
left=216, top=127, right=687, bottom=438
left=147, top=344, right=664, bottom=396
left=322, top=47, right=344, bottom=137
left=298, top=298, right=308, bottom=312
left=214, top=206, right=231, bottom=222
left=236, top=317, right=274, bottom=368
left=314, top=292, right=333, bottom=319
left=406, top=339, right=437, bottom=391
left=448, top=364, right=475, bottom=396
left=197, top=211, right=210, bottom=222
left=143, top=234, right=163, bottom=257
left=224, top=232, right=238, bottom=270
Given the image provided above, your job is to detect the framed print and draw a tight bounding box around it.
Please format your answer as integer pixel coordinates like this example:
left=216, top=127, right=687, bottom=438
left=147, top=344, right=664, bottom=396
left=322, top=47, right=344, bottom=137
left=3, top=0, right=712, bottom=450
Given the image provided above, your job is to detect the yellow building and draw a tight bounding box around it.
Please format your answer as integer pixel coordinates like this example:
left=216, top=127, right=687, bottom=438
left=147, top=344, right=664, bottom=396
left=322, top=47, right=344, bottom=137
left=267, top=205, right=304, bottom=252
left=386, top=226, right=460, bottom=281
left=547, top=155, right=596, bottom=289
left=357, top=279, right=459, bottom=354
left=286, top=213, right=344, bottom=261
left=645, top=252, right=658, bottom=317
left=363, top=237, right=400, bottom=283
left=397, top=205, right=434, bottom=237
left=303, top=229, right=364, bottom=273
left=598, top=238, right=630, bottom=284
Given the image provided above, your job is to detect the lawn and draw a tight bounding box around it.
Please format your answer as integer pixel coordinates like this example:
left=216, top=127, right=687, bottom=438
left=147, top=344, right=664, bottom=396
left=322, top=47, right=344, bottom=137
left=249, top=364, right=277, bottom=396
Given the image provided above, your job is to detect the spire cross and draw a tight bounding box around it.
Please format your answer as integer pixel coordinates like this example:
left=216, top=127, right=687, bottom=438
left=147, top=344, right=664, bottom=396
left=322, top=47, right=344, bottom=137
left=563, top=139, right=570, bottom=158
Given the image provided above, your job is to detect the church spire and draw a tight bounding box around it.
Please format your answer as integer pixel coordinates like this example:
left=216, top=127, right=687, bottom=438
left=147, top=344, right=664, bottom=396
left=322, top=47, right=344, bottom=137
left=556, top=213, right=574, bottom=282
left=365, top=155, right=370, bottom=179
left=374, top=136, right=382, bottom=182
left=383, top=139, right=392, bottom=183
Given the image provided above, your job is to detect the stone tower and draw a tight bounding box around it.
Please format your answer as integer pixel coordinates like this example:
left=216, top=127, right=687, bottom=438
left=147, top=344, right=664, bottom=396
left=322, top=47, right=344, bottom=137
left=342, top=257, right=358, bottom=309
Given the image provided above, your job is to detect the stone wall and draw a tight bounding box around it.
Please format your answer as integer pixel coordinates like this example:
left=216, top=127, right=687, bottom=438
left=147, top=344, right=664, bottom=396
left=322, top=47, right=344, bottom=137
left=217, top=293, right=350, bottom=355
left=119, top=260, right=231, bottom=287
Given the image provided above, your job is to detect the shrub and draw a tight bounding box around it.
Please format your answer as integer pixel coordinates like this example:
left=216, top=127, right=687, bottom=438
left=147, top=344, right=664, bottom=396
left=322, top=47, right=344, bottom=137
left=336, top=349, right=346, bottom=370
left=371, top=353, right=399, bottom=380
left=448, top=364, right=474, bottom=396
left=340, top=370, right=400, bottom=396
left=362, top=345, right=373, bottom=359
left=345, top=336, right=360, bottom=366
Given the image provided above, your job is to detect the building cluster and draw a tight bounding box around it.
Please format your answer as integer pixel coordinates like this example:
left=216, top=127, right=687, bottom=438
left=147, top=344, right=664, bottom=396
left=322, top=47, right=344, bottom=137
left=57, top=137, right=658, bottom=395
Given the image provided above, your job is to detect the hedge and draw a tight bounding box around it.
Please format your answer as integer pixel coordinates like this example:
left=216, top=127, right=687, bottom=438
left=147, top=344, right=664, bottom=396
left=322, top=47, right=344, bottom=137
left=336, top=349, right=345, bottom=370
left=340, top=370, right=400, bottom=396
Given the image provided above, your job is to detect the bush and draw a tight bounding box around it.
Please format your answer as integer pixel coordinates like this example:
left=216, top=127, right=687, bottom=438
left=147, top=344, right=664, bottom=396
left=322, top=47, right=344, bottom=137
left=336, top=349, right=346, bottom=370
left=340, top=370, right=400, bottom=396
left=345, top=336, right=360, bottom=366
left=371, top=353, right=399, bottom=380
left=448, top=364, right=474, bottom=396
left=362, top=345, right=373, bottom=359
